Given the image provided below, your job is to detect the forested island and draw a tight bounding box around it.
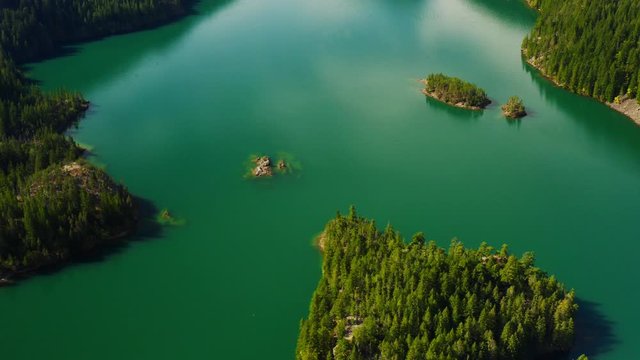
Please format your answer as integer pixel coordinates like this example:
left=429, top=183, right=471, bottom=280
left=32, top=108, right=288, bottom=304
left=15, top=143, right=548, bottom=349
left=422, top=73, right=491, bottom=110
left=0, top=0, right=193, bottom=282
left=297, top=208, right=578, bottom=360
left=502, top=96, right=527, bottom=119
left=522, top=0, right=640, bottom=124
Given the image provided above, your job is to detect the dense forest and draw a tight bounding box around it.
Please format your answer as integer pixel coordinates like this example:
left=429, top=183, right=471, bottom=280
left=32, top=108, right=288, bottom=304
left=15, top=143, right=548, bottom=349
left=1, top=0, right=191, bottom=62
left=0, top=0, right=192, bottom=280
left=297, top=209, right=577, bottom=360
left=522, top=0, right=639, bottom=104
left=423, top=73, right=491, bottom=109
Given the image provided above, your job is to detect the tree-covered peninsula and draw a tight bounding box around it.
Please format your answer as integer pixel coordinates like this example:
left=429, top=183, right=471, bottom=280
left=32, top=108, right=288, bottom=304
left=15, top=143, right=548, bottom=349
left=1, top=0, right=193, bottom=62
left=422, top=73, right=491, bottom=110
left=297, top=208, right=577, bottom=360
left=0, top=0, right=194, bottom=282
left=522, top=0, right=640, bottom=123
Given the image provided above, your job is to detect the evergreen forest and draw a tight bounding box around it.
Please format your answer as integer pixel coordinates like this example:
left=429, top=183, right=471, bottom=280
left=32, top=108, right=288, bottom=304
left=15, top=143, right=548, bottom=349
left=423, top=73, right=491, bottom=109
left=297, top=209, right=577, bottom=360
left=0, top=0, right=191, bottom=279
left=1, top=0, right=191, bottom=62
left=522, top=0, right=640, bottom=104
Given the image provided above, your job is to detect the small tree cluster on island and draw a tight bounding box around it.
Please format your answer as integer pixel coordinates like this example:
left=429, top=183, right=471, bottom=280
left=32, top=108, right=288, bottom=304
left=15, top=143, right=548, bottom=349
left=502, top=96, right=527, bottom=119
left=423, top=73, right=491, bottom=110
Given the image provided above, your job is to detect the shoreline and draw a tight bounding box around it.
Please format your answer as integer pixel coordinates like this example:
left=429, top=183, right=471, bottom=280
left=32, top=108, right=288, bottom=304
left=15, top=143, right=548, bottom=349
left=523, top=50, right=640, bottom=126
left=14, top=4, right=195, bottom=64
left=0, top=2, right=195, bottom=286
left=419, top=79, right=488, bottom=111
left=607, top=96, right=640, bottom=125
left=0, top=228, right=134, bottom=287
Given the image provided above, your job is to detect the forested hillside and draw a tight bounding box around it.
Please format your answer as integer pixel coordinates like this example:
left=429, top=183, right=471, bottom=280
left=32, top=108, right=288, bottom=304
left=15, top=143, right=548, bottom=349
left=522, top=0, right=639, bottom=104
left=1, top=0, right=191, bottom=62
left=0, top=0, right=192, bottom=280
left=297, top=209, right=577, bottom=360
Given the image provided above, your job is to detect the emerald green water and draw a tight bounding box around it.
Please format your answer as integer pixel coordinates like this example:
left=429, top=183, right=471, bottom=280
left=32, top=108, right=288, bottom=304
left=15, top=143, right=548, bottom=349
left=2, top=0, right=638, bottom=358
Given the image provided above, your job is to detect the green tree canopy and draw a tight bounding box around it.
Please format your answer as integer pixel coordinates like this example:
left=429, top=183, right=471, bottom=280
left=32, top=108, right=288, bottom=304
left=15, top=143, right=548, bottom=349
left=297, top=210, right=577, bottom=360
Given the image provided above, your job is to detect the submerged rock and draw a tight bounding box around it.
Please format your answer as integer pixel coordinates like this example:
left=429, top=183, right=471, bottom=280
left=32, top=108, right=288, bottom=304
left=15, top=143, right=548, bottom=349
left=277, top=159, right=287, bottom=170
left=160, top=209, right=173, bottom=221
left=158, top=208, right=184, bottom=226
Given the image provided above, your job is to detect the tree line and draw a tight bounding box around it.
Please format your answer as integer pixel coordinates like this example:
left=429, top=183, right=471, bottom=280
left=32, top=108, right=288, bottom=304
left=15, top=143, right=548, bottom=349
left=522, top=0, right=639, bottom=104
left=1, top=0, right=191, bottom=62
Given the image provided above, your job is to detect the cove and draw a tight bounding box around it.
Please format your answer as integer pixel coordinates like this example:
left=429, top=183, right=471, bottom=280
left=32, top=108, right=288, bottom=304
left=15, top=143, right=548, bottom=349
left=1, top=0, right=639, bottom=358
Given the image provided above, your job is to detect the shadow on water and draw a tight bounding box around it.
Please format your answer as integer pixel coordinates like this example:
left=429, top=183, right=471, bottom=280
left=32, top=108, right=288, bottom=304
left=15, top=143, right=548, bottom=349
left=573, top=298, right=618, bottom=358
left=464, top=0, right=537, bottom=28
left=504, top=117, right=523, bottom=128
left=541, top=298, right=618, bottom=360
left=523, top=58, right=640, bottom=171
left=424, top=97, right=483, bottom=121
left=24, top=0, right=234, bottom=89
left=71, top=195, right=167, bottom=263
left=132, top=196, right=166, bottom=240
left=1, top=195, right=167, bottom=287
left=3, top=0, right=233, bottom=286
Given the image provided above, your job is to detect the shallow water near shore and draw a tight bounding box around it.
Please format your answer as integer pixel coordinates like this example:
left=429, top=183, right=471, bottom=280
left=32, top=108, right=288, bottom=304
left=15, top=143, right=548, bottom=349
left=1, top=0, right=639, bottom=358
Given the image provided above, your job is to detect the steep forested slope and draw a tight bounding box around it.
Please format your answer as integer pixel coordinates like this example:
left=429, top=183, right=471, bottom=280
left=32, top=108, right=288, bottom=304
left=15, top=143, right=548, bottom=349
left=1, top=0, right=191, bottom=62
left=522, top=0, right=640, bottom=104
left=0, top=0, right=192, bottom=280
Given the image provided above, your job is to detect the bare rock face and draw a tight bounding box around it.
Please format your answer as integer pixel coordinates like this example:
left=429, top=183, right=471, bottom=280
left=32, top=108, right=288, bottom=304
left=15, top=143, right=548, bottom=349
left=277, top=159, right=287, bottom=170
left=253, top=156, right=273, bottom=177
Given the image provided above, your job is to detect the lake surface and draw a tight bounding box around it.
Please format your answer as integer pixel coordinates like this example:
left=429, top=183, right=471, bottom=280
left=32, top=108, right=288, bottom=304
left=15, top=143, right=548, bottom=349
left=1, top=0, right=638, bottom=358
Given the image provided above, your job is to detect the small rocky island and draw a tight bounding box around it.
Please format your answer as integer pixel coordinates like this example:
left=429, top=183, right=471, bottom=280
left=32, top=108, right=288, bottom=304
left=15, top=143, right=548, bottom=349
left=422, top=73, right=491, bottom=110
left=252, top=155, right=289, bottom=177
left=253, top=156, right=273, bottom=177
left=159, top=209, right=175, bottom=223
left=502, top=96, right=527, bottom=119
left=157, top=208, right=184, bottom=226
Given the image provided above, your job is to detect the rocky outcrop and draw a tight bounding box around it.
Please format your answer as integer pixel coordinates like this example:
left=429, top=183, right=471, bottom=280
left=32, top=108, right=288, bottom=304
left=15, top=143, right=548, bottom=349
left=608, top=95, right=640, bottom=125
left=503, top=108, right=527, bottom=119
left=253, top=156, right=273, bottom=177
left=501, top=97, right=527, bottom=119
left=343, top=316, right=363, bottom=341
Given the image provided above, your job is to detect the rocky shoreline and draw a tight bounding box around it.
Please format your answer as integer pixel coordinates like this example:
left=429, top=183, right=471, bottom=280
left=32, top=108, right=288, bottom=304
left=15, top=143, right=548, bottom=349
left=503, top=108, right=527, bottom=119
left=607, top=96, right=640, bottom=125
left=251, top=155, right=288, bottom=178
left=525, top=57, right=640, bottom=125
